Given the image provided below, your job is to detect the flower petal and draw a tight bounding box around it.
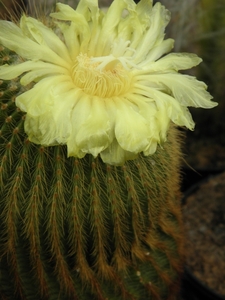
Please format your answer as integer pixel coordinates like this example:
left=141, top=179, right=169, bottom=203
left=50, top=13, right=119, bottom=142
left=19, top=77, right=79, bottom=146
left=125, top=92, right=164, bottom=155
left=154, top=52, right=202, bottom=71
left=20, top=15, right=72, bottom=63
left=147, top=73, right=217, bottom=108
left=16, top=82, right=53, bottom=116
left=143, top=139, right=158, bottom=156
left=135, top=84, right=195, bottom=130
left=136, top=53, right=202, bottom=73
left=55, top=22, right=80, bottom=60
left=116, top=1, right=151, bottom=52
left=100, top=138, right=137, bottom=165
left=0, top=61, right=67, bottom=83
left=67, top=94, right=92, bottom=158
left=50, top=3, right=91, bottom=53
left=102, top=0, right=135, bottom=34
left=16, top=75, right=74, bottom=114
left=0, top=61, right=38, bottom=80
left=134, top=2, right=171, bottom=64
left=136, top=39, right=174, bottom=67
left=74, top=97, right=113, bottom=157
left=24, top=113, right=56, bottom=145
left=114, top=98, right=150, bottom=153
left=20, top=65, right=69, bottom=85
left=49, top=89, right=83, bottom=145
left=96, top=0, right=136, bottom=55
left=0, top=20, right=69, bottom=68
left=126, top=92, right=161, bottom=140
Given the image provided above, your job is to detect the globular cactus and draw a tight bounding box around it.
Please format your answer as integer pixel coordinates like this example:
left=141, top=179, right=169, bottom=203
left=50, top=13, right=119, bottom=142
left=0, top=0, right=216, bottom=299
left=0, top=66, right=183, bottom=299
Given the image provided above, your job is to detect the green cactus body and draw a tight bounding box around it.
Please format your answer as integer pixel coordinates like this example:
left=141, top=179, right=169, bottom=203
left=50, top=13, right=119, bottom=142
left=0, top=47, right=184, bottom=299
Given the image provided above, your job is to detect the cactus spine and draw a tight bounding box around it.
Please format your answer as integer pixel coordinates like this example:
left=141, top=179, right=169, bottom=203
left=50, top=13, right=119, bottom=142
left=0, top=44, right=184, bottom=300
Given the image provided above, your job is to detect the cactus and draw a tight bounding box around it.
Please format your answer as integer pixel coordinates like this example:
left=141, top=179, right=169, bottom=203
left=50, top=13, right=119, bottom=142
left=0, top=46, right=184, bottom=300
left=0, top=0, right=216, bottom=299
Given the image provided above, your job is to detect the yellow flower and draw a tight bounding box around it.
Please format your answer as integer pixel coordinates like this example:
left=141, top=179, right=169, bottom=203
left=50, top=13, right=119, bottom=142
left=0, top=0, right=217, bottom=165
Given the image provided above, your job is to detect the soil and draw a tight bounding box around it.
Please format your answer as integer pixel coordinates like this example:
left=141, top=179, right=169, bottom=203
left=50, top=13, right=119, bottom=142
left=183, top=172, right=225, bottom=297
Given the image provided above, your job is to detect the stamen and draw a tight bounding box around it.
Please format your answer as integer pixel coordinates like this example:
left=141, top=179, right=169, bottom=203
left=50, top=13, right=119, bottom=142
left=71, top=53, right=132, bottom=98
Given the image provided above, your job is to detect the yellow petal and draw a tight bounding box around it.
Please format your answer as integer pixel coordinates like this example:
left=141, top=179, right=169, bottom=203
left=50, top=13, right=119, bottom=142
left=136, top=53, right=202, bottom=73
left=100, top=138, right=137, bottom=166
left=96, top=0, right=135, bottom=55
left=51, top=2, right=89, bottom=24
left=20, top=64, right=69, bottom=85
left=0, top=20, right=69, bottom=68
left=20, top=78, right=80, bottom=146
left=76, top=0, right=99, bottom=17
left=20, top=15, right=72, bottom=63
left=50, top=89, right=83, bottom=144
left=16, top=75, right=74, bottom=115
left=148, top=73, right=217, bottom=108
left=136, top=0, right=153, bottom=16
left=154, top=53, right=202, bottom=71
left=16, top=83, right=53, bottom=116
left=0, top=61, right=39, bottom=80
left=50, top=3, right=91, bottom=52
left=137, top=39, right=174, bottom=66
left=127, top=94, right=163, bottom=149
left=0, top=61, right=67, bottom=83
left=137, top=85, right=195, bottom=130
left=74, top=97, right=113, bottom=157
left=114, top=98, right=150, bottom=153
left=143, top=139, right=158, bottom=156
left=67, top=95, right=92, bottom=156
left=102, top=0, right=135, bottom=33
left=24, top=113, right=57, bottom=145
left=134, top=2, right=171, bottom=63
left=55, top=22, right=80, bottom=61
left=125, top=1, right=153, bottom=50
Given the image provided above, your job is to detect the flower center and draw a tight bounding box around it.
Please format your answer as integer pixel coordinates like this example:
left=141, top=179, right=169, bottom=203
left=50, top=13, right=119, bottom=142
left=71, top=53, right=132, bottom=98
